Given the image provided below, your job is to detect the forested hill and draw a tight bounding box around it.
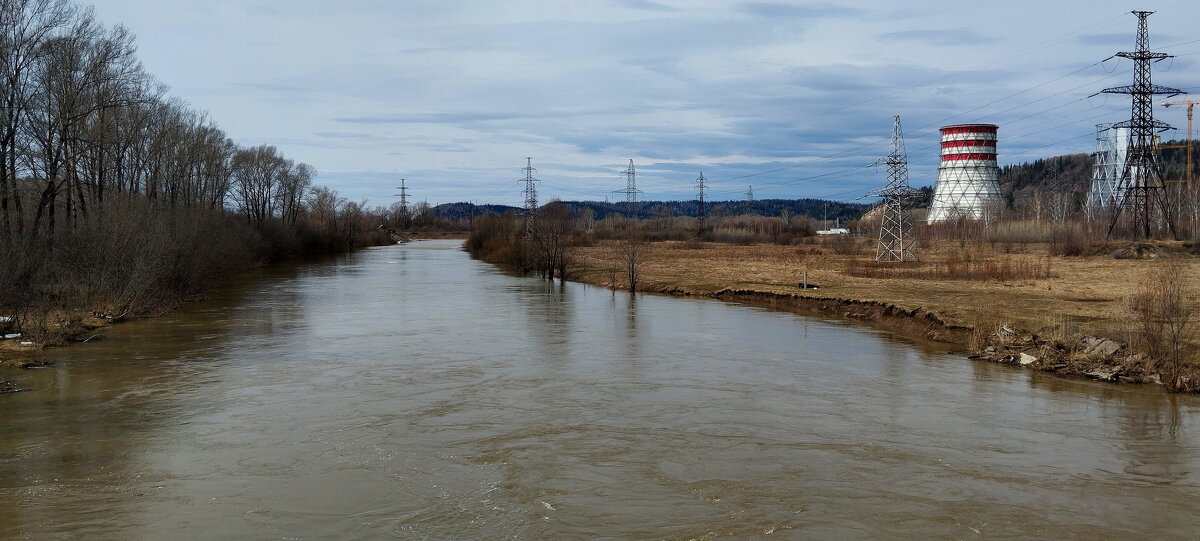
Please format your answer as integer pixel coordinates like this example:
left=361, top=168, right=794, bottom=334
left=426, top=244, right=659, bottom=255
left=432, top=197, right=864, bottom=221
left=431, top=141, right=1200, bottom=221
left=432, top=198, right=869, bottom=221
left=995, top=139, right=1198, bottom=204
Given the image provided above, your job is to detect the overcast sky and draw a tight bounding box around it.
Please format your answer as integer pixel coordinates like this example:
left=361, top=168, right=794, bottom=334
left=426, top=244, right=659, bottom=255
left=85, top=0, right=1199, bottom=208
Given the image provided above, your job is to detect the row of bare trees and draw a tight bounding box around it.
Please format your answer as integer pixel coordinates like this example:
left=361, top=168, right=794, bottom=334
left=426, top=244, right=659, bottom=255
left=0, top=1, right=355, bottom=239
left=0, top=1, right=393, bottom=341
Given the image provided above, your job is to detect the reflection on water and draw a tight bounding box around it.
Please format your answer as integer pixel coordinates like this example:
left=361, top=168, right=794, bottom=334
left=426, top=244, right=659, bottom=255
left=2, top=239, right=1199, bottom=538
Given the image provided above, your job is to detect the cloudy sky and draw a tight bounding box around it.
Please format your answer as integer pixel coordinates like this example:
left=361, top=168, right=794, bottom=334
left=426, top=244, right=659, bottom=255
left=86, top=0, right=1199, bottom=208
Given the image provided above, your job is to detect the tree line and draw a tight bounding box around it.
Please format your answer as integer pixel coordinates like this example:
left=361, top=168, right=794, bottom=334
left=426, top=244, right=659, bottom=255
left=0, top=1, right=392, bottom=343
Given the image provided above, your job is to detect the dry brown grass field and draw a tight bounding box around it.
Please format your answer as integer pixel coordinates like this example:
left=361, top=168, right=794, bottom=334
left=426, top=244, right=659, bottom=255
left=569, top=238, right=1200, bottom=349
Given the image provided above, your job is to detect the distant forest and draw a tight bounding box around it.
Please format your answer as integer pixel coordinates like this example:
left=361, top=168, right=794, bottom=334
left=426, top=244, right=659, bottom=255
left=997, top=139, right=1198, bottom=207
left=431, top=198, right=870, bottom=223
left=432, top=139, right=1197, bottom=222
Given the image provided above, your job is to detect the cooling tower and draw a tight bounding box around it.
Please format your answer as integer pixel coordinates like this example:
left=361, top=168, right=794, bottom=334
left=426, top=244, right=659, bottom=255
left=926, top=124, right=1002, bottom=223
left=1085, top=123, right=1130, bottom=211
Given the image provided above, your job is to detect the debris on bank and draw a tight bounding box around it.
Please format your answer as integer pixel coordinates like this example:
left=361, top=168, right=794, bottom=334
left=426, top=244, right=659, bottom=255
left=968, top=328, right=1176, bottom=387
left=0, top=380, right=22, bottom=394
left=0, top=357, right=53, bottom=369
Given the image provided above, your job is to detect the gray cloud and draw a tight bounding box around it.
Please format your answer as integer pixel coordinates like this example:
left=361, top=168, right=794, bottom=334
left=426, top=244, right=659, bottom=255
left=313, top=131, right=391, bottom=141
left=734, top=2, right=859, bottom=19
left=82, top=1, right=1198, bottom=205
left=880, top=29, right=999, bottom=47
left=618, top=0, right=678, bottom=13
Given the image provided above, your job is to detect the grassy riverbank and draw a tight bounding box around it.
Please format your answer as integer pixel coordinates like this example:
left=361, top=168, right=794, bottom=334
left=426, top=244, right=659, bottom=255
left=470, top=232, right=1200, bottom=392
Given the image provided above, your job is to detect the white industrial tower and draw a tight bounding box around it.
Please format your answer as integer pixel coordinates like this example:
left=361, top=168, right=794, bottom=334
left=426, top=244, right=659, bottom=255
left=1086, top=123, right=1131, bottom=213
left=926, top=124, right=1003, bottom=223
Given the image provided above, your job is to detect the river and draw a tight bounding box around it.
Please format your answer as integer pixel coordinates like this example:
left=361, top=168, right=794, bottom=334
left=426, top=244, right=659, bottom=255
left=1, top=239, right=1198, bottom=539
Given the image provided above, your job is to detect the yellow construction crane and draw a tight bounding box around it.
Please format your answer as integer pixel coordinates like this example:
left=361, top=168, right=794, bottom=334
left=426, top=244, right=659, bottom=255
left=1163, top=99, right=1198, bottom=184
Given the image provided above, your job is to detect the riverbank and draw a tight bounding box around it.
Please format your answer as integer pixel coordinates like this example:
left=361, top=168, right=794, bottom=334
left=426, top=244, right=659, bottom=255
left=8, top=238, right=1197, bottom=539
left=0, top=236, right=406, bottom=364
left=550, top=239, right=1198, bottom=390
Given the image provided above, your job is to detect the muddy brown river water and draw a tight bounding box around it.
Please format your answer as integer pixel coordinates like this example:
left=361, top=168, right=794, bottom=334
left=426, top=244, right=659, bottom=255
left=2, top=239, right=1199, bottom=539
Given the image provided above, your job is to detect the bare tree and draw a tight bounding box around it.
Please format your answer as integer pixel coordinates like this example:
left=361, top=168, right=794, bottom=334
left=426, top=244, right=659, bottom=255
left=532, top=200, right=574, bottom=280
left=1130, top=261, right=1196, bottom=392
left=616, top=220, right=647, bottom=292
left=0, top=0, right=76, bottom=234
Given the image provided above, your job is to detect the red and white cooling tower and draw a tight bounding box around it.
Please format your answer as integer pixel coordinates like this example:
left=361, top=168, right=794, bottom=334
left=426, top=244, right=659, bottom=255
left=927, top=124, right=1003, bottom=223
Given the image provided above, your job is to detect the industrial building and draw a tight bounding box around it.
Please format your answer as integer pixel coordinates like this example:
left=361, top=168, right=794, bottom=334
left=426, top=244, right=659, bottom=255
left=1086, top=123, right=1131, bottom=211
left=926, top=124, right=1003, bottom=223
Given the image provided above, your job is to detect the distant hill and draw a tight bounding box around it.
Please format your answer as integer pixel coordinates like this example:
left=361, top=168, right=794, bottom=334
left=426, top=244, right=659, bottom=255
left=431, top=198, right=870, bottom=221
left=993, top=139, right=1198, bottom=206
left=431, top=142, right=1196, bottom=221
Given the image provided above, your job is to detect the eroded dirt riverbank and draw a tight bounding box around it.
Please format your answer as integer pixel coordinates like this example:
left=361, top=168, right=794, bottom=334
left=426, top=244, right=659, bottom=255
left=534, top=240, right=1198, bottom=390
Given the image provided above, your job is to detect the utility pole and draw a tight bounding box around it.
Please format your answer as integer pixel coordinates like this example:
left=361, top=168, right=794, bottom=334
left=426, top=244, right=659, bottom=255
left=868, top=115, right=919, bottom=262
left=520, top=157, right=540, bottom=236
left=1163, top=99, right=1198, bottom=184
left=612, top=159, right=642, bottom=215
left=1100, top=10, right=1182, bottom=239
left=696, top=171, right=707, bottom=233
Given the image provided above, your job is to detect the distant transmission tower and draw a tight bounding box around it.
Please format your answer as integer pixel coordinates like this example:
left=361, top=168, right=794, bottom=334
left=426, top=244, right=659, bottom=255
left=869, top=115, right=918, bottom=262
left=1100, top=10, right=1181, bottom=239
left=395, top=178, right=411, bottom=228
left=396, top=178, right=409, bottom=209
left=612, top=159, right=642, bottom=214
left=519, top=157, right=540, bottom=235
left=745, top=185, right=754, bottom=201
left=696, top=171, right=707, bottom=232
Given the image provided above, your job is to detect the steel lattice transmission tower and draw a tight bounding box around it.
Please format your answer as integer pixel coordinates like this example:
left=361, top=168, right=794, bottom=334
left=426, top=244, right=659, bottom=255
left=519, top=157, right=540, bottom=235
left=696, top=171, right=707, bottom=232
left=394, top=178, right=412, bottom=228
left=395, top=178, right=409, bottom=209
left=1101, top=10, right=1182, bottom=239
left=869, top=115, right=919, bottom=262
left=612, top=159, right=642, bottom=214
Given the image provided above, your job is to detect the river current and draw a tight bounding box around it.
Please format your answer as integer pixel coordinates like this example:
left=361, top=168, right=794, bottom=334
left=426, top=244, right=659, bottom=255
left=2, top=239, right=1198, bottom=538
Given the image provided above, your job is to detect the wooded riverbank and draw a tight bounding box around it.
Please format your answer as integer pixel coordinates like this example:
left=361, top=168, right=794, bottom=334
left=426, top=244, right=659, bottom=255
left=0, top=2, right=404, bottom=357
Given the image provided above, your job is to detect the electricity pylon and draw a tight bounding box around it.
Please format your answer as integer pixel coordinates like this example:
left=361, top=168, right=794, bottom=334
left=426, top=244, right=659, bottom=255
left=868, top=115, right=918, bottom=262
left=519, top=157, right=539, bottom=236
left=395, top=178, right=409, bottom=209
left=1100, top=10, right=1182, bottom=239
left=612, top=159, right=642, bottom=215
